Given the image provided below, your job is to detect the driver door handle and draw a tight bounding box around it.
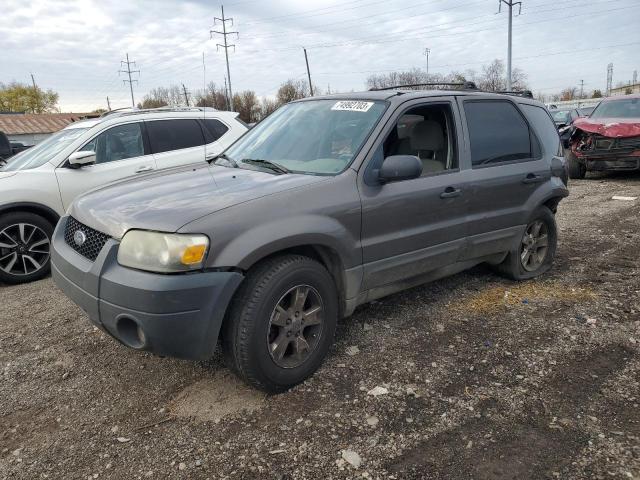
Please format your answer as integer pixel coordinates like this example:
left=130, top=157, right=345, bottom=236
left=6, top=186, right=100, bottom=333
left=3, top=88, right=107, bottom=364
left=440, top=186, right=462, bottom=199
left=135, top=165, right=154, bottom=173
left=522, top=173, right=544, bottom=184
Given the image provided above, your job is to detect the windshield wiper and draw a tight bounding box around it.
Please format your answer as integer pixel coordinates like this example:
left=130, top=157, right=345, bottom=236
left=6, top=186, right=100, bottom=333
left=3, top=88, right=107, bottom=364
left=241, top=158, right=290, bottom=174
left=210, top=152, right=239, bottom=168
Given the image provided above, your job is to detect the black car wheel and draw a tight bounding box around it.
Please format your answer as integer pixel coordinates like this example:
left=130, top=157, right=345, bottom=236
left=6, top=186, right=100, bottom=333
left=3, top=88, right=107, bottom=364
left=222, top=254, right=338, bottom=393
left=0, top=212, right=54, bottom=285
left=566, top=150, right=586, bottom=179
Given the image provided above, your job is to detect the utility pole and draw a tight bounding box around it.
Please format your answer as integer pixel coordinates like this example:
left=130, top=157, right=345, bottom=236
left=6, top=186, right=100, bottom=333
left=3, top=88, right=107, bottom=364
left=606, top=63, right=613, bottom=97
left=224, top=76, right=230, bottom=111
left=423, top=48, right=430, bottom=77
left=498, top=0, right=522, bottom=91
left=119, top=53, right=140, bottom=108
left=106, top=96, right=111, bottom=111
left=30, top=73, right=37, bottom=90
left=211, top=6, right=238, bottom=111
left=182, top=83, right=191, bottom=106
left=579, top=79, right=584, bottom=100
left=303, top=48, right=314, bottom=96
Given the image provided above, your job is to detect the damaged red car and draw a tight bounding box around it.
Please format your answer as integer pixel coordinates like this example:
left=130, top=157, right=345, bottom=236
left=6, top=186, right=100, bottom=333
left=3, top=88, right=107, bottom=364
left=566, top=95, right=640, bottom=179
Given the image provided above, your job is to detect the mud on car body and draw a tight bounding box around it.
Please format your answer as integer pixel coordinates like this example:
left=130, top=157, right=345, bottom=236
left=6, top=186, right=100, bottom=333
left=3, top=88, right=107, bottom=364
left=52, top=89, right=568, bottom=393
left=566, top=95, right=640, bottom=178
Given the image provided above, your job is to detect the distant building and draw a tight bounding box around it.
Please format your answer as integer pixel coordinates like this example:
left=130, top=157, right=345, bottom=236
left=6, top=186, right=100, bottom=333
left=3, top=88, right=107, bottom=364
left=0, top=112, right=91, bottom=146
left=610, top=83, right=640, bottom=96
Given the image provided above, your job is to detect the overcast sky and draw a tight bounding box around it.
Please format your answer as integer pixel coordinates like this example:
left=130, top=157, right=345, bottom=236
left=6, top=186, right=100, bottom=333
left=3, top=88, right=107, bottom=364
left=2, top=0, right=639, bottom=111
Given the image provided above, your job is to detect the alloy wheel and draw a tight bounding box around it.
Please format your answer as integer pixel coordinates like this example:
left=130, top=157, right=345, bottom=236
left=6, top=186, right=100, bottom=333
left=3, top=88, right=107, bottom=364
left=267, top=285, right=324, bottom=369
left=0, top=223, right=51, bottom=277
left=520, top=220, right=549, bottom=272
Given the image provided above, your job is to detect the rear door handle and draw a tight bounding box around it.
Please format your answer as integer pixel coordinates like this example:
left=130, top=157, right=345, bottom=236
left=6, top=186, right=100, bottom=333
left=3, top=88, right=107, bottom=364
left=522, top=173, right=544, bottom=184
left=440, top=186, right=462, bottom=199
left=135, top=165, right=154, bottom=173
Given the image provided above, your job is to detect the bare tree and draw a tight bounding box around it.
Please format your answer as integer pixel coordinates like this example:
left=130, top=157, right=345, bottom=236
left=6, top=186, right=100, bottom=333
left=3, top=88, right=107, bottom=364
left=560, top=87, right=578, bottom=101
left=194, top=82, right=228, bottom=110
left=232, top=90, right=261, bottom=123
left=260, top=98, right=279, bottom=119
left=276, top=79, right=311, bottom=104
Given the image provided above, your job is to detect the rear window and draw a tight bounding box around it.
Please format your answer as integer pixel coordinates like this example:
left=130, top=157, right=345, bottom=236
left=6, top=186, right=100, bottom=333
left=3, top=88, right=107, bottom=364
left=146, top=119, right=205, bottom=154
left=464, top=101, right=532, bottom=167
left=201, top=119, right=229, bottom=143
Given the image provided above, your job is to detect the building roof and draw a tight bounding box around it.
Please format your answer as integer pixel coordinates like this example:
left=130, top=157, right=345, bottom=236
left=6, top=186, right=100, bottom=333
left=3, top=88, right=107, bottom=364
left=0, top=113, right=90, bottom=135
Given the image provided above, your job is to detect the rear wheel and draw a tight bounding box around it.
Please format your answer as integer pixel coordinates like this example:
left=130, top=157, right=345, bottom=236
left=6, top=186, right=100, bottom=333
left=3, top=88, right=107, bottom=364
left=495, top=206, right=557, bottom=281
left=566, top=150, right=586, bottom=179
left=222, top=254, right=338, bottom=393
left=0, top=212, right=54, bottom=285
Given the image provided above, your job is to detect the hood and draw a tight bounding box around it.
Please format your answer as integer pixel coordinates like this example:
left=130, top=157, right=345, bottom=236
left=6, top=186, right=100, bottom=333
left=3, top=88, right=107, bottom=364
left=573, top=117, right=640, bottom=138
left=70, top=163, right=328, bottom=239
left=0, top=171, right=18, bottom=179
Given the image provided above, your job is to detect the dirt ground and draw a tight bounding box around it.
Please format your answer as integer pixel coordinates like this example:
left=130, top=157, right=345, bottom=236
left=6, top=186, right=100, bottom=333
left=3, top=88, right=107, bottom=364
left=1, top=173, right=639, bottom=480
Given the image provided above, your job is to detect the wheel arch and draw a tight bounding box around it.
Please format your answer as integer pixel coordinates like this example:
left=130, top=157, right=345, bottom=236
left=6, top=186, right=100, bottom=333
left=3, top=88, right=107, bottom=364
left=0, top=202, right=61, bottom=227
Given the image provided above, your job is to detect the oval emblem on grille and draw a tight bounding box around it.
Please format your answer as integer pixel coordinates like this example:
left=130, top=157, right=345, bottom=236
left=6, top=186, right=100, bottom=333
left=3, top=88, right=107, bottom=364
left=73, top=230, right=87, bottom=247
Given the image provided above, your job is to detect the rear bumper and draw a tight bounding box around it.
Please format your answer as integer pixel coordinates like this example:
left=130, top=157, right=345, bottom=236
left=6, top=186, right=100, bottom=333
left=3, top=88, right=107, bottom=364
left=51, top=216, right=243, bottom=360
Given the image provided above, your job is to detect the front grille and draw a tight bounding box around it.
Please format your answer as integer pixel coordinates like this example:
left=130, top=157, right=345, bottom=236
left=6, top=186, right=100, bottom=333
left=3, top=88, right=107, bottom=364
left=64, top=217, right=110, bottom=262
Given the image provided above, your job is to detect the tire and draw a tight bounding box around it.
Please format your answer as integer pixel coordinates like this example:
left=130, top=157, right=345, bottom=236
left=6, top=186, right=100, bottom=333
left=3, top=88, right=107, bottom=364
left=566, top=150, right=586, bottom=179
left=222, top=254, right=338, bottom=393
left=495, top=206, right=557, bottom=281
left=0, top=212, right=54, bottom=285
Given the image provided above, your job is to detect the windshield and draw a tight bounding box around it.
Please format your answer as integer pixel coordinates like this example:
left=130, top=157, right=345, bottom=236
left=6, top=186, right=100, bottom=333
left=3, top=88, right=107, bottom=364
left=218, top=99, right=387, bottom=175
left=590, top=98, right=640, bottom=119
left=1, top=127, right=89, bottom=172
left=550, top=110, right=571, bottom=123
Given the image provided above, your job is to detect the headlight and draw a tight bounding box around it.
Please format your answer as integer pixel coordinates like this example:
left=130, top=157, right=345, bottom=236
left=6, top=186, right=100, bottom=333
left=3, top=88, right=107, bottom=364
left=117, top=230, right=209, bottom=273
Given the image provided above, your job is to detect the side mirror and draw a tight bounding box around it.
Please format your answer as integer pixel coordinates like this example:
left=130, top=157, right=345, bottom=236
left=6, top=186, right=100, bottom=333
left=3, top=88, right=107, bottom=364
left=378, top=155, right=422, bottom=184
left=68, top=150, right=96, bottom=168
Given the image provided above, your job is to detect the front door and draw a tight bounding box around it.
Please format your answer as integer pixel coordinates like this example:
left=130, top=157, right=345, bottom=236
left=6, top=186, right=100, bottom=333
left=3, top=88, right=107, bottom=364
left=55, top=121, right=156, bottom=210
left=359, top=98, right=470, bottom=291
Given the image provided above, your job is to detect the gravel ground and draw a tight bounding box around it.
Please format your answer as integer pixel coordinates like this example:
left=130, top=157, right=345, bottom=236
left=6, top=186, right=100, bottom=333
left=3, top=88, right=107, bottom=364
left=1, top=173, right=639, bottom=480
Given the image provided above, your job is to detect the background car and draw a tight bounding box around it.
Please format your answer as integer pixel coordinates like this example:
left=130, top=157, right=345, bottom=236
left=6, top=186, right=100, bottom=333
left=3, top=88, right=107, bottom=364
left=0, top=107, right=247, bottom=284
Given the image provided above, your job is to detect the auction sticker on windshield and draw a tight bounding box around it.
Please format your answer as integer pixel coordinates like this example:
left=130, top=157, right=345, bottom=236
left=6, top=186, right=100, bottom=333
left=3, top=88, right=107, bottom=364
left=331, top=101, right=374, bottom=112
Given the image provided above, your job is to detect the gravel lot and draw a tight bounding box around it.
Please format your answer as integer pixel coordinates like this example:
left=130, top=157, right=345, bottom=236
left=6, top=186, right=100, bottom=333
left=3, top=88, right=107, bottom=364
left=1, top=173, right=639, bottom=480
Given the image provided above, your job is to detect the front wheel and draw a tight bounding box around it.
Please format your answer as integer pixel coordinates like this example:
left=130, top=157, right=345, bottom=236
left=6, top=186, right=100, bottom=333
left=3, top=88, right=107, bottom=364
left=222, top=254, right=338, bottom=393
left=495, top=206, right=558, bottom=281
left=0, top=212, right=54, bottom=285
left=566, top=150, right=586, bottom=179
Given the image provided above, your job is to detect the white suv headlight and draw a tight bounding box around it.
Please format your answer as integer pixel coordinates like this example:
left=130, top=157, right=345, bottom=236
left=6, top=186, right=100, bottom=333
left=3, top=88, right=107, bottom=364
left=117, top=230, right=209, bottom=273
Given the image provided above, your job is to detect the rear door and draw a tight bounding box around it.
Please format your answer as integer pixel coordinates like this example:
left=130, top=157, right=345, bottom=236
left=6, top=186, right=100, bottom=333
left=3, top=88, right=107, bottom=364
left=55, top=121, right=156, bottom=210
left=147, top=118, right=206, bottom=169
left=456, top=98, right=550, bottom=259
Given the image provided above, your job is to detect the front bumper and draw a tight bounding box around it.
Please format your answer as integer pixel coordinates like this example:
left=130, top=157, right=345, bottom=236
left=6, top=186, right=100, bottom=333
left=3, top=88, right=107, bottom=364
left=583, top=157, right=640, bottom=171
left=51, top=216, right=243, bottom=360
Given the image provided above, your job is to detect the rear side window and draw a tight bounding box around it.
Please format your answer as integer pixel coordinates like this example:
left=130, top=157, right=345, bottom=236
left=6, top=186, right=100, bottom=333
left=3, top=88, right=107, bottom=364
left=146, top=119, right=205, bottom=154
left=520, top=104, right=561, bottom=156
left=201, top=119, right=229, bottom=143
left=464, top=101, right=532, bottom=167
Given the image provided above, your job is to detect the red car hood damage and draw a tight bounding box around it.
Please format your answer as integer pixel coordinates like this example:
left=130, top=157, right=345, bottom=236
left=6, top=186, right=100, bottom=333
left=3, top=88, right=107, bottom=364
left=573, top=117, right=640, bottom=138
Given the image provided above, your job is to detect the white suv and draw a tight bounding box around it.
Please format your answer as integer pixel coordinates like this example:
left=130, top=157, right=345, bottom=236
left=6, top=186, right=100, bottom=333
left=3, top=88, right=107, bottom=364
left=0, top=107, right=247, bottom=284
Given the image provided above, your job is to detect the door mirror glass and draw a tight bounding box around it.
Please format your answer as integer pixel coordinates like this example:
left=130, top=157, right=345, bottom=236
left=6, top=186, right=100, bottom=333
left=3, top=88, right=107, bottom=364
left=379, top=155, right=422, bottom=183
left=68, top=150, right=96, bottom=167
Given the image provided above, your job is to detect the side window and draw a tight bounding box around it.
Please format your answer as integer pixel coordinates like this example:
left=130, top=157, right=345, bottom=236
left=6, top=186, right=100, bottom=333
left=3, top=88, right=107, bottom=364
left=464, top=101, right=532, bottom=167
left=79, top=122, right=144, bottom=164
left=201, top=119, right=229, bottom=143
left=520, top=104, right=560, bottom=156
left=147, top=119, right=205, bottom=154
left=381, top=103, right=458, bottom=176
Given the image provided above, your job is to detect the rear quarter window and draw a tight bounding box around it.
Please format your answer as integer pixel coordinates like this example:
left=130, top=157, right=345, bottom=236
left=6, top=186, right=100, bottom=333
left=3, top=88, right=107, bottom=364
left=520, top=104, right=561, bottom=156
left=146, top=119, right=205, bottom=154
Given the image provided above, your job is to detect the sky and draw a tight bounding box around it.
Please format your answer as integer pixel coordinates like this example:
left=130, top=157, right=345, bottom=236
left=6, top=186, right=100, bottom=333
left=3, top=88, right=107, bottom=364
left=2, top=0, right=639, bottom=112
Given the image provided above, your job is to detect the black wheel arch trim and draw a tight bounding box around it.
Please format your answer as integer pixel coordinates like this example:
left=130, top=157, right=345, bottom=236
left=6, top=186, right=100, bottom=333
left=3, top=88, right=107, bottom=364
left=0, top=202, right=61, bottom=227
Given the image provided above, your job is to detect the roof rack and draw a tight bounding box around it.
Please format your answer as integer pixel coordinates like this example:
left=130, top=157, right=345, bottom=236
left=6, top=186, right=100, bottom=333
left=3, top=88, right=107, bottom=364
left=369, top=81, right=478, bottom=91
left=100, top=106, right=220, bottom=119
left=496, top=89, right=534, bottom=99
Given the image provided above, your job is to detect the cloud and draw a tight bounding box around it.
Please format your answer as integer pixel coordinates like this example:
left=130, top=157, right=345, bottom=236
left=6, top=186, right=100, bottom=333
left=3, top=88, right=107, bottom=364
left=1, top=0, right=638, bottom=111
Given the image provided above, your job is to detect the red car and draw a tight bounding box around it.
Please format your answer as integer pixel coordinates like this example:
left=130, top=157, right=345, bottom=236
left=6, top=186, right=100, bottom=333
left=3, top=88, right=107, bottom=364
left=566, top=94, right=640, bottom=178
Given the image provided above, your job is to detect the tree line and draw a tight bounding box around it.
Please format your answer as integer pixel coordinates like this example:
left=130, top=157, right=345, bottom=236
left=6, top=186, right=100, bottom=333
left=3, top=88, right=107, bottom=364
left=0, top=82, right=59, bottom=113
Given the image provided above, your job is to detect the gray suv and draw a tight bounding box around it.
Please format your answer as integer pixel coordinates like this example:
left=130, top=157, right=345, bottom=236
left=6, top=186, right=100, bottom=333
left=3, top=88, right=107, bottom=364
left=51, top=88, right=568, bottom=392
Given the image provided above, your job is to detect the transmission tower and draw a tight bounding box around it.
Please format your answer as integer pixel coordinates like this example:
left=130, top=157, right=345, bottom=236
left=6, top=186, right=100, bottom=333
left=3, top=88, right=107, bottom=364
left=211, top=6, right=238, bottom=111
left=119, top=53, right=140, bottom=108
left=423, top=48, right=430, bottom=77
left=606, top=63, right=613, bottom=96
left=633, top=70, right=638, bottom=85
left=498, top=0, right=522, bottom=91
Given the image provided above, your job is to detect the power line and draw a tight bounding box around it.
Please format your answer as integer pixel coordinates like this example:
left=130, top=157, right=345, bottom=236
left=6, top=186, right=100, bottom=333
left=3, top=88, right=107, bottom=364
left=211, top=5, right=238, bottom=111
left=118, top=53, right=140, bottom=107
